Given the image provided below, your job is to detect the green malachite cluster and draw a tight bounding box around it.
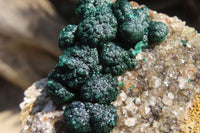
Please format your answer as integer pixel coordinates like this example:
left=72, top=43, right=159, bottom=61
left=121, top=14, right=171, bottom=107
left=47, top=0, right=168, bottom=132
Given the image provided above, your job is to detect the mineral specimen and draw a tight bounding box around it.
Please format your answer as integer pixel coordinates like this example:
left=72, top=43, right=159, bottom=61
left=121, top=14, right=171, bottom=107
left=47, top=0, right=168, bottom=132
left=20, top=2, right=200, bottom=132
left=20, top=0, right=172, bottom=133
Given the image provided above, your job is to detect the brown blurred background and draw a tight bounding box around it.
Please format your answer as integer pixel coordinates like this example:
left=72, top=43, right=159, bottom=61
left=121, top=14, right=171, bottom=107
left=0, top=0, right=199, bottom=132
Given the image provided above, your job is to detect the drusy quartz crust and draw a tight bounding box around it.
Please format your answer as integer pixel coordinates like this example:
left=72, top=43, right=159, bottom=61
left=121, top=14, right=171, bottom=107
left=47, top=0, right=168, bottom=132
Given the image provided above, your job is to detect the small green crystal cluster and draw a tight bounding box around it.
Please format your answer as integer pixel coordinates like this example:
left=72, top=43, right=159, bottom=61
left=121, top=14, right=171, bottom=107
left=47, top=0, right=168, bottom=132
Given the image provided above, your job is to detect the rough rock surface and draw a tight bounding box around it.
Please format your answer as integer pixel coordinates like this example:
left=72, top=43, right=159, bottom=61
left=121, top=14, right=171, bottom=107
left=20, top=79, right=65, bottom=133
left=20, top=2, right=200, bottom=133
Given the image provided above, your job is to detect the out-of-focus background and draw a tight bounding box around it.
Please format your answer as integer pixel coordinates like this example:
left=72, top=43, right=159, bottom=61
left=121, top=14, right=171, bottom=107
left=0, top=0, right=199, bottom=132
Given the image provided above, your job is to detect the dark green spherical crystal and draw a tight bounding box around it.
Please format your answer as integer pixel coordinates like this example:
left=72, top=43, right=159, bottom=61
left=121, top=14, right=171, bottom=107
left=81, top=74, right=119, bottom=104
left=112, top=0, right=134, bottom=24
left=47, top=79, right=75, bottom=105
left=77, top=13, right=117, bottom=47
left=64, top=101, right=91, bottom=133
left=119, top=20, right=146, bottom=44
left=85, top=102, right=118, bottom=133
left=58, top=25, right=77, bottom=50
left=100, top=42, right=137, bottom=76
left=148, top=21, right=168, bottom=43
left=76, top=0, right=112, bottom=20
left=56, top=45, right=100, bottom=90
left=63, top=101, right=118, bottom=133
left=113, top=0, right=150, bottom=47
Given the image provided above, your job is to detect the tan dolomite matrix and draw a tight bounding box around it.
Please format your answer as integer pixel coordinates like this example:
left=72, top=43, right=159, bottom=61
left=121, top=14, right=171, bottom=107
left=20, top=2, right=200, bottom=133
